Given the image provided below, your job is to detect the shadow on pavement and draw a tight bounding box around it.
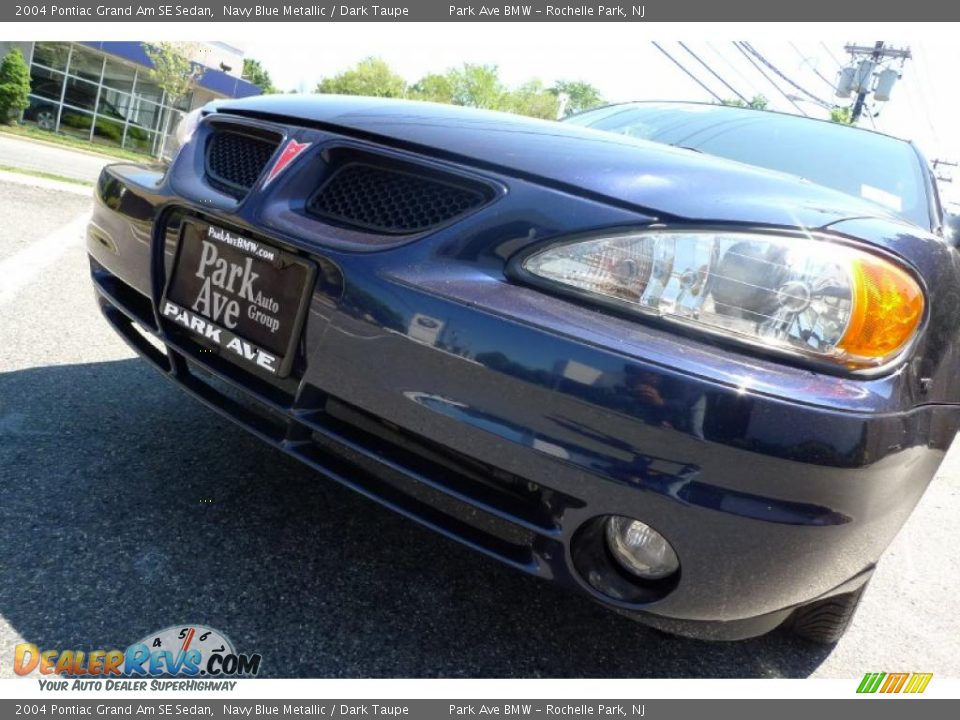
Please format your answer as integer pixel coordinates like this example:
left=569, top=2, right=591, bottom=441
left=0, top=359, right=833, bottom=677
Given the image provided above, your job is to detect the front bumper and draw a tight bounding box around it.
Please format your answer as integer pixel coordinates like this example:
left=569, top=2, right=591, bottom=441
left=86, top=157, right=960, bottom=641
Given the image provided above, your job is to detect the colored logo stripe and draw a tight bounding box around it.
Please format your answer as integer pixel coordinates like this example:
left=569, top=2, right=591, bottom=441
left=880, top=673, right=909, bottom=693
left=904, top=673, right=933, bottom=694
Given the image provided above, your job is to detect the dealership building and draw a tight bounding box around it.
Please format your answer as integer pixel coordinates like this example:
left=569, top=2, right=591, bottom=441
left=0, top=41, right=261, bottom=155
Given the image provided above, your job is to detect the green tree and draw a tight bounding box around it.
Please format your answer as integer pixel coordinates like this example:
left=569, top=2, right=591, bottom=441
left=0, top=48, right=31, bottom=125
left=242, top=58, right=277, bottom=94
left=315, top=57, right=406, bottom=98
left=550, top=80, right=604, bottom=117
left=447, top=63, right=506, bottom=109
left=142, top=41, right=205, bottom=107
left=721, top=94, right=768, bottom=110
left=410, top=65, right=507, bottom=109
left=504, top=79, right=560, bottom=120
left=408, top=72, right=455, bottom=104
left=830, top=105, right=854, bottom=124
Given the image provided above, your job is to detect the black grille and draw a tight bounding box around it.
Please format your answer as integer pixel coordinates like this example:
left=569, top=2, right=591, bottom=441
left=205, top=129, right=280, bottom=196
left=307, top=162, right=489, bottom=234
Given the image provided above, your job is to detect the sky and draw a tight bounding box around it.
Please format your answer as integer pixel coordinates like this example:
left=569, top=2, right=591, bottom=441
left=239, top=28, right=959, bottom=201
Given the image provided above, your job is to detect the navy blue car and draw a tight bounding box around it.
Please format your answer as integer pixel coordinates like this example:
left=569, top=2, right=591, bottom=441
left=87, top=97, right=960, bottom=644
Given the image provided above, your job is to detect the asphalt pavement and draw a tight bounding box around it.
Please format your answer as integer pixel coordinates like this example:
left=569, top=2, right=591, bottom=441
left=0, top=170, right=958, bottom=679
left=0, top=133, right=113, bottom=184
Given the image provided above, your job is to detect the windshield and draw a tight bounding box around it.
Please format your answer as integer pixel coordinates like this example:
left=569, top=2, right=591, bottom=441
left=566, top=103, right=932, bottom=228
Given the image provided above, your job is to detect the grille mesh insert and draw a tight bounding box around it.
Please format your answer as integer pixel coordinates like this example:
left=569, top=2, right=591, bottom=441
left=206, top=130, right=280, bottom=196
left=307, top=162, right=489, bottom=234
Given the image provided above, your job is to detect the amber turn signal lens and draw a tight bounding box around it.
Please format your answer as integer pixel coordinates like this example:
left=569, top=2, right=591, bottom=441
left=837, top=255, right=924, bottom=364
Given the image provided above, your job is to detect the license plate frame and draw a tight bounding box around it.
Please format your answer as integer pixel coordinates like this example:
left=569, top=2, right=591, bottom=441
left=160, top=218, right=315, bottom=378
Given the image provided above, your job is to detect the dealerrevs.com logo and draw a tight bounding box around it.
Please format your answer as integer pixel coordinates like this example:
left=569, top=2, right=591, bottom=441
left=13, top=625, right=261, bottom=689
left=857, top=672, right=933, bottom=694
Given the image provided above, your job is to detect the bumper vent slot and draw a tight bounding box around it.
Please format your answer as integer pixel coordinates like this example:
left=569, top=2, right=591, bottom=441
left=307, top=160, right=491, bottom=234
left=205, top=128, right=281, bottom=197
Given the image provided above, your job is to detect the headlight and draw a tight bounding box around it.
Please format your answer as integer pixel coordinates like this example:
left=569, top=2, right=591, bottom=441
left=518, top=229, right=924, bottom=370
left=173, top=107, right=204, bottom=150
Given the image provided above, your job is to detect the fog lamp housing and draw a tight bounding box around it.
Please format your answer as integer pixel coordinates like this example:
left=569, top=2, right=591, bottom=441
left=605, top=516, right=679, bottom=580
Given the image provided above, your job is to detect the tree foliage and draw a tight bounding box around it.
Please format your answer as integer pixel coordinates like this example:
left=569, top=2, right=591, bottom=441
left=242, top=58, right=277, bottom=94
left=448, top=64, right=507, bottom=109
left=721, top=94, right=769, bottom=110
left=315, top=57, right=407, bottom=98
left=408, top=72, right=455, bottom=104
left=504, top=79, right=560, bottom=119
left=0, top=48, right=31, bottom=124
left=314, top=58, right=598, bottom=121
left=142, top=42, right=205, bottom=106
left=830, top=105, right=854, bottom=124
left=550, top=80, right=605, bottom=117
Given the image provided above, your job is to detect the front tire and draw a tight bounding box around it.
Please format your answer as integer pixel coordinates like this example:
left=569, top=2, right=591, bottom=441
left=35, top=109, right=56, bottom=131
left=783, top=582, right=869, bottom=644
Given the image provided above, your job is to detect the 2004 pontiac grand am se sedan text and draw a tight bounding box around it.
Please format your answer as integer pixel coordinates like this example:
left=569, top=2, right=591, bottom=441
left=85, top=97, right=960, bottom=643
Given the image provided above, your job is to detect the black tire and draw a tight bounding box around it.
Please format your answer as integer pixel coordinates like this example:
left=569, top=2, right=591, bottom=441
left=34, top=107, right=56, bottom=131
left=784, top=582, right=869, bottom=644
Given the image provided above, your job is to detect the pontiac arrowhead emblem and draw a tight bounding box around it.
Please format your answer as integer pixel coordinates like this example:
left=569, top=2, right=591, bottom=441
left=263, top=139, right=311, bottom=187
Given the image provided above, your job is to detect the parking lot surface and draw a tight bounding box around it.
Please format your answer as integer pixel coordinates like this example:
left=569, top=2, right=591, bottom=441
left=1, top=173, right=958, bottom=678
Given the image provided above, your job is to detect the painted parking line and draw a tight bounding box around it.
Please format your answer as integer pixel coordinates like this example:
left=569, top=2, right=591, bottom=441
left=0, top=213, right=89, bottom=307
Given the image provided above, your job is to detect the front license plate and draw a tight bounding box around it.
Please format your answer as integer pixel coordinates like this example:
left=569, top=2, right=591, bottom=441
left=161, top=220, right=314, bottom=377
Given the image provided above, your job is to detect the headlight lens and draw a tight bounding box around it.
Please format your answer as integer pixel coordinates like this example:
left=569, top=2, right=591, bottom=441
left=520, top=230, right=924, bottom=369
left=173, top=107, right=204, bottom=150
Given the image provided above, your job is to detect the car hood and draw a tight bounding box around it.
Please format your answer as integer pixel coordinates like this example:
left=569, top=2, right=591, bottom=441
left=211, top=95, right=911, bottom=232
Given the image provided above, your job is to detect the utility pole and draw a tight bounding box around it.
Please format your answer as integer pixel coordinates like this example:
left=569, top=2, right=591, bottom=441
left=933, top=159, right=958, bottom=184
left=850, top=42, right=883, bottom=123
left=837, top=42, right=912, bottom=123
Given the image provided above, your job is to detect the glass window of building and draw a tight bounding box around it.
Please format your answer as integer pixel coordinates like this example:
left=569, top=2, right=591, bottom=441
left=102, top=59, right=135, bottom=93
left=127, top=99, right=164, bottom=132
left=57, top=109, right=95, bottom=140
left=62, top=77, right=100, bottom=113
left=70, top=45, right=105, bottom=83
left=134, top=76, right=165, bottom=106
left=19, top=41, right=247, bottom=155
left=93, top=116, right=125, bottom=148
left=97, top=90, right=132, bottom=120
left=28, top=65, right=64, bottom=101
left=32, top=42, right=69, bottom=71
left=124, top=126, right=157, bottom=154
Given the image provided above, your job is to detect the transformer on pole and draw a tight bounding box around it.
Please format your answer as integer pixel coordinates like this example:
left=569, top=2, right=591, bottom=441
left=836, top=42, right=912, bottom=122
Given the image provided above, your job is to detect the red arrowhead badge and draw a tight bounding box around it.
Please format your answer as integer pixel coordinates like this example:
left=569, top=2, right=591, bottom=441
left=263, top=139, right=311, bottom=187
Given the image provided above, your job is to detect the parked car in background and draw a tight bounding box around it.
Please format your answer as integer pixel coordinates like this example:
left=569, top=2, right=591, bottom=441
left=85, top=96, right=960, bottom=644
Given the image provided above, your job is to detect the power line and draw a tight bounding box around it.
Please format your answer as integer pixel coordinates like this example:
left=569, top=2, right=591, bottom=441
left=704, top=41, right=766, bottom=98
left=678, top=41, right=748, bottom=103
left=651, top=41, right=724, bottom=103
left=741, top=42, right=831, bottom=108
left=819, top=41, right=844, bottom=70
left=907, top=42, right=942, bottom=147
left=732, top=41, right=808, bottom=115
left=788, top=41, right=837, bottom=92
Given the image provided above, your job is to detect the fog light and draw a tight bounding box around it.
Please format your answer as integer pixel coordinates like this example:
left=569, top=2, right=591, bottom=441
left=605, top=516, right=679, bottom=580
